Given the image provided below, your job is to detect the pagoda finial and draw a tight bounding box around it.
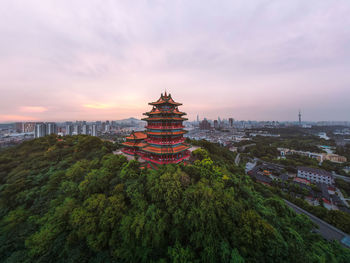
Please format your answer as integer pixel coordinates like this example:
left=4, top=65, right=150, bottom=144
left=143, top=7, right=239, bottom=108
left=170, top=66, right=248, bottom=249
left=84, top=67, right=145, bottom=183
left=164, top=89, right=167, bottom=97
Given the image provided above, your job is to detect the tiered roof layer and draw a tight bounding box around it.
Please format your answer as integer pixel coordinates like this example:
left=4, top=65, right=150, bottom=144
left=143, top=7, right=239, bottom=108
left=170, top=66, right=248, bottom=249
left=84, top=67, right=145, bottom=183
left=149, top=92, right=182, bottom=106
left=125, top=131, right=147, bottom=140
left=142, top=144, right=190, bottom=154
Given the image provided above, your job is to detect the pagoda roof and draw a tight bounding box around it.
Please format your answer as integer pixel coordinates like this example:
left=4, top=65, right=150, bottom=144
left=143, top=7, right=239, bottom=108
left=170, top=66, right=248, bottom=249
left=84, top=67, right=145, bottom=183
left=142, top=144, right=190, bottom=154
left=146, top=130, right=187, bottom=136
left=141, top=116, right=188, bottom=121
left=143, top=106, right=186, bottom=116
left=122, top=141, right=148, bottom=148
left=125, top=131, right=147, bottom=140
left=149, top=92, right=182, bottom=106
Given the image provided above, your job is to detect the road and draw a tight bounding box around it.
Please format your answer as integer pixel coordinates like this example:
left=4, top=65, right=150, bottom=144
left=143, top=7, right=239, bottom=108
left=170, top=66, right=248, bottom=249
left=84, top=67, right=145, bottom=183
left=239, top=143, right=256, bottom=151
left=235, top=153, right=240, bottom=166
left=336, top=189, right=350, bottom=208
left=333, top=173, right=350, bottom=183
left=284, top=199, right=349, bottom=248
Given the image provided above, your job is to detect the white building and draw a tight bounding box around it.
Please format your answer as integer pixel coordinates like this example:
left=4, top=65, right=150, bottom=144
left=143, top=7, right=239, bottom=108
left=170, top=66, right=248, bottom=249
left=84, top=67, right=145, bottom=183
left=91, top=124, right=97, bottom=136
left=297, top=167, right=334, bottom=185
left=34, top=123, right=46, bottom=138
left=73, top=124, right=81, bottom=135
left=82, top=124, right=89, bottom=135
left=46, top=122, right=57, bottom=135
left=66, top=124, right=73, bottom=136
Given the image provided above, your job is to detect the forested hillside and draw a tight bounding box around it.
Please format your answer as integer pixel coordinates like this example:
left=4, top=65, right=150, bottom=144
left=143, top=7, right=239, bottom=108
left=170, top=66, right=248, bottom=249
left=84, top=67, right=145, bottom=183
left=0, top=135, right=349, bottom=262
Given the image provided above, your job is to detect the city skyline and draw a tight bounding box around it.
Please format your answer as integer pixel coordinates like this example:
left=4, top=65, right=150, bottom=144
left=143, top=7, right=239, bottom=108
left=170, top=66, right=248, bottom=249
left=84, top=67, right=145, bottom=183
left=1, top=0, right=350, bottom=122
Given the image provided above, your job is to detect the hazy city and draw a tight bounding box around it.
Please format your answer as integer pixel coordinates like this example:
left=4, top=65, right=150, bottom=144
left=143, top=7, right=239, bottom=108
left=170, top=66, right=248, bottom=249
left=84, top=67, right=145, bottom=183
left=1, top=1, right=350, bottom=262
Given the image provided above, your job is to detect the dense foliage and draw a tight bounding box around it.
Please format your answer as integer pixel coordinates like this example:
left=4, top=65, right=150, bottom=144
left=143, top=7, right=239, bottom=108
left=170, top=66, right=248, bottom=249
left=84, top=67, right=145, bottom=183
left=0, top=135, right=349, bottom=262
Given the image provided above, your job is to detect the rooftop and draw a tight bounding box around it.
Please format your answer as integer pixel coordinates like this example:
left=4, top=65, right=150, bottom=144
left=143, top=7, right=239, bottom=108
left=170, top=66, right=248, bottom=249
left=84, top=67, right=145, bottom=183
left=149, top=92, right=182, bottom=106
left=125, top=131, right=147, bottom=140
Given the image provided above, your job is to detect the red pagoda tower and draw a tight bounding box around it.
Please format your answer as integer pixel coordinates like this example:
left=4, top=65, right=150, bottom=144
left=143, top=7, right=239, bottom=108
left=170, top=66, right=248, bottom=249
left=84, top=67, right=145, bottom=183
left=141, top=92, right=190, bottom=165
left=121, top=92, right=190, bottom=167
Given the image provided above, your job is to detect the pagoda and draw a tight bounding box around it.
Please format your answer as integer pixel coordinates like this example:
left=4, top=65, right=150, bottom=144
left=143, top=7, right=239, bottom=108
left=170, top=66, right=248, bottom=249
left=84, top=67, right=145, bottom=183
left=141, top=92, right=190, bottom=165
left=121, top=131, right=147, bottom=156
left=121, top=92, right=190, bottom=167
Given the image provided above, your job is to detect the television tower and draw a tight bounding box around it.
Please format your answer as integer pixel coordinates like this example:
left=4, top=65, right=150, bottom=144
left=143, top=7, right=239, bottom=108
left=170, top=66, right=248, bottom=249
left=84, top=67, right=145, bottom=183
left=298, top=110, right=302, bottom=126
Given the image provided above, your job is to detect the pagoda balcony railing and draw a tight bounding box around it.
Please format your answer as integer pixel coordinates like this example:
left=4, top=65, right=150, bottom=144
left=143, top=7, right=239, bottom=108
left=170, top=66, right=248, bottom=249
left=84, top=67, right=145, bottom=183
left=146, top=138, right=185, bottom=145
left=122, top=149, right=139, bottom=155
left=145, top=125, right=185, bottom=129
left=142, top=151, right=190, bottom=164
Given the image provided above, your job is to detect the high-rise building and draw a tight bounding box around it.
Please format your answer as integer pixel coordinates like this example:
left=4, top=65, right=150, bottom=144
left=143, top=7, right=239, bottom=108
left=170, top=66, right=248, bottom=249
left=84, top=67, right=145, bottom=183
left=214, top=120, right=219, bottom=129
left=91, top=124, right=97, bottom=136
left=73, top=124, right=81, bottom=135
left=34, top=123, right=46, bottom=138
left=46, top=122, right=57, bottom=135
left=197, top=115, right=199, bottom=123
left=66, top=124, right=73, bottom=136
left=229, top=118, right=234, bottom=127
left=23, top=122, right=35, bottom=132
left=199, top=119, right=211, bottom=130
left=82, top=124, right=88, bottom=135
left=298, top=110, right=302, bottom=126
left=101, top=122, right=106, bottom=132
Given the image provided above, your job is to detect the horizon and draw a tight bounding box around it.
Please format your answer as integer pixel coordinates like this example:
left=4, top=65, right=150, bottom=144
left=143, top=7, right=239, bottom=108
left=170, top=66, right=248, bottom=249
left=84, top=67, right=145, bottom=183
left=2, top=115, right=350, bottom=124
left=1, top=1, right=350, bottom=122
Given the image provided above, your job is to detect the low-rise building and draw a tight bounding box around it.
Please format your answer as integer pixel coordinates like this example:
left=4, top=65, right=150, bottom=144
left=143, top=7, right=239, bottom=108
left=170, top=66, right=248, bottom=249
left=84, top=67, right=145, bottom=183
left=297, top=167, right=334, bottom=185
left=324, top=154, right=347, bottom=163
left=278, top=148, right=347, bottom=163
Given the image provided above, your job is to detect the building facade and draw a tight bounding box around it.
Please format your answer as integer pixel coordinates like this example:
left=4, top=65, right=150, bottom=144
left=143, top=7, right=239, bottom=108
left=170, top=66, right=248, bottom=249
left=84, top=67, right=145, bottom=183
left=66, top=124, right=73, bottom=136
left=199, top=119, right=211, bottom=130
left=229, top=118, right=234, bottom=127
left=23, top=122, right=35, bottom=133
left=91, top=124, right=97, bottom=136
left=34, top=123, right=46, bottom=138
left=46, top=122, right=57, bottom=135
left=297, top=167, right=334, bottom=185
left=81, top=124, right=89, bottom=135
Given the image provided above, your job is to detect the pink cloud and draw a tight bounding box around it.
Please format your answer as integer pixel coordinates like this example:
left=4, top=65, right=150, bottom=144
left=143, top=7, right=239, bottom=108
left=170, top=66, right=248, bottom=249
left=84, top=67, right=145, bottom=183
left=19, top=106, right=48, bottom=113
left=83, top=103, right=115, bottom=109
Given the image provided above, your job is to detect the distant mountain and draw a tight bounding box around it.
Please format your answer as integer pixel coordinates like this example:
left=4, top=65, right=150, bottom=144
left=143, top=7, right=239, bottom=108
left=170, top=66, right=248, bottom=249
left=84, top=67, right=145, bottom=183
left=114, top=117, right=145, bottom=124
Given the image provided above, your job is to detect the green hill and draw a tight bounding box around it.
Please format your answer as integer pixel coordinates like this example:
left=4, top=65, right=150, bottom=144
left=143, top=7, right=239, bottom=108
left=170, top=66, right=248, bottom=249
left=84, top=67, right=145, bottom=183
left=0, top=135, right=349, bottom=262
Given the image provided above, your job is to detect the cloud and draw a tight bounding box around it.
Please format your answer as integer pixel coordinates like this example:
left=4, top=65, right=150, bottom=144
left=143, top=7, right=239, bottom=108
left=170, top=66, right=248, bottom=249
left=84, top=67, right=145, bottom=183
left=19, top=106, right=48, bottom=113
left=83, top=103, right=115, bottom=110
left=1, top=0, right=350, bottom=121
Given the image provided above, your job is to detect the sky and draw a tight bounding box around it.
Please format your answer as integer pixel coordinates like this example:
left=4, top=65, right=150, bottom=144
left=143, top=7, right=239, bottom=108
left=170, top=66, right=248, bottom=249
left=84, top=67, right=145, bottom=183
left=1, top=0, right=350, bottom=122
